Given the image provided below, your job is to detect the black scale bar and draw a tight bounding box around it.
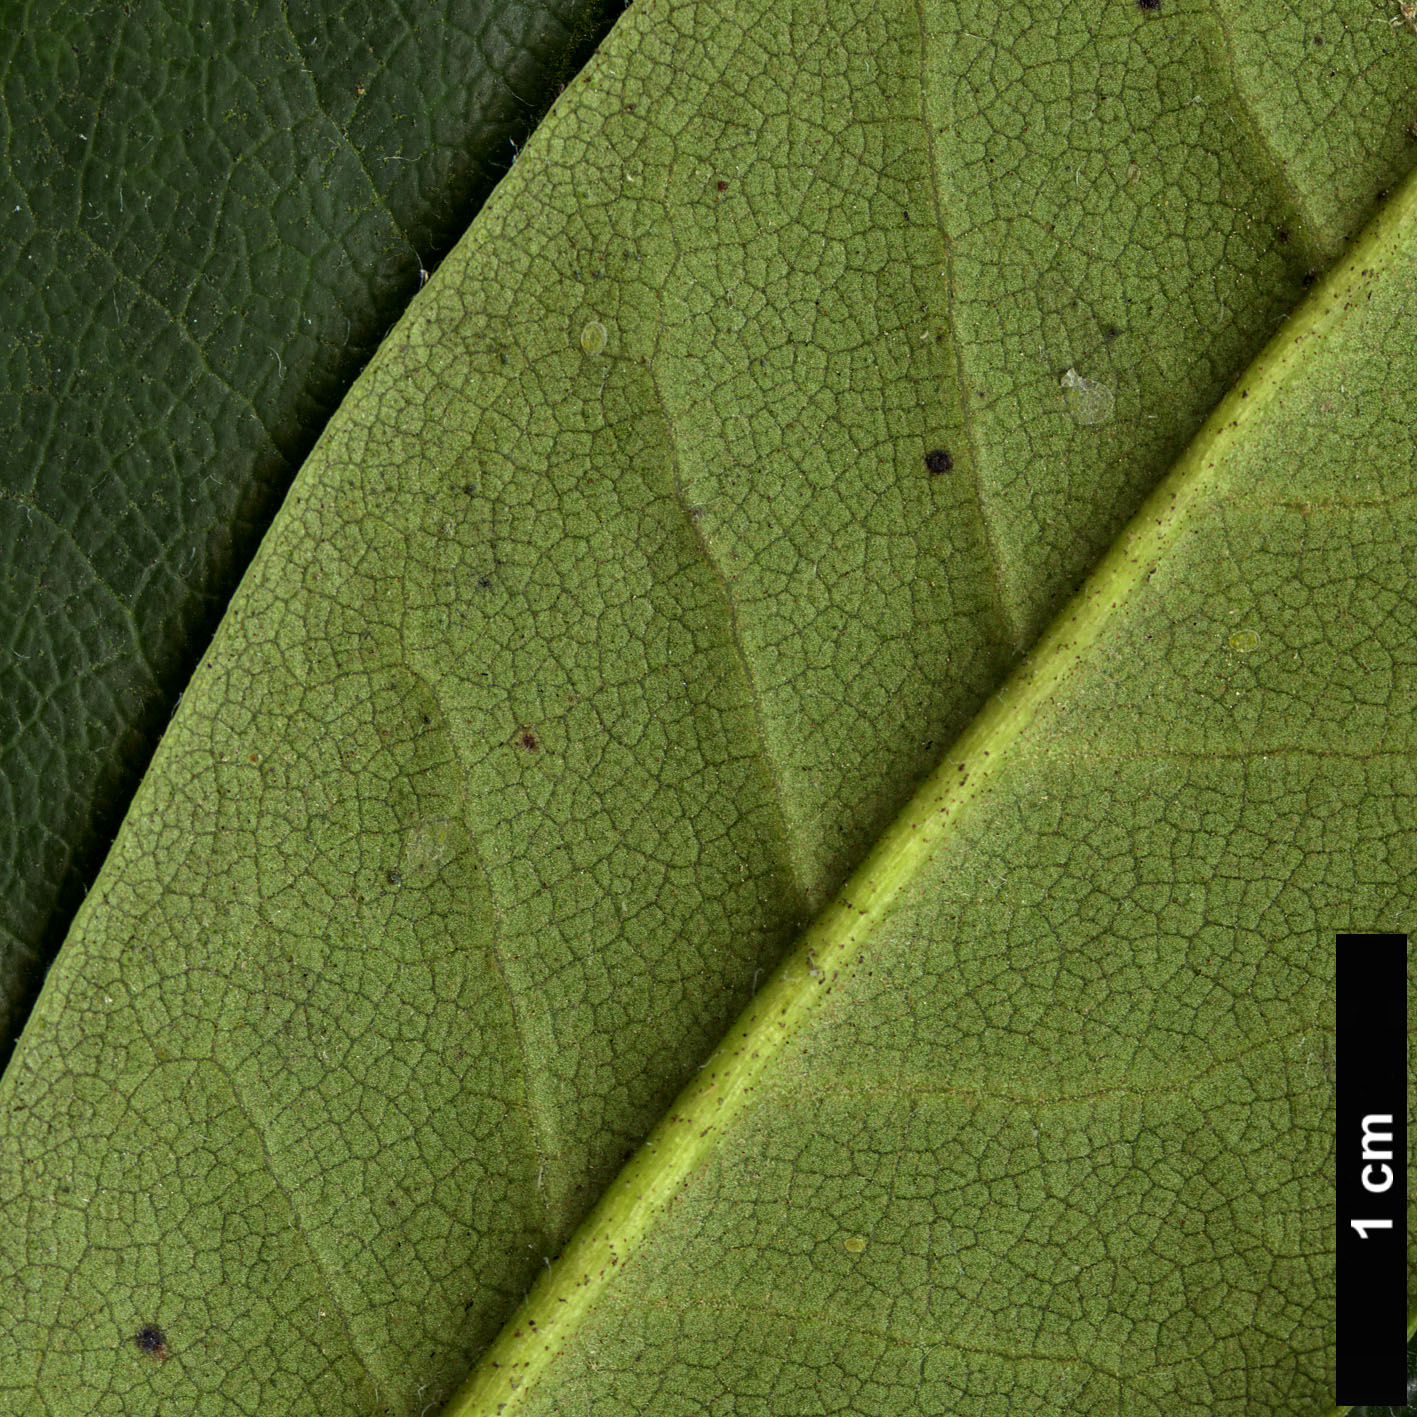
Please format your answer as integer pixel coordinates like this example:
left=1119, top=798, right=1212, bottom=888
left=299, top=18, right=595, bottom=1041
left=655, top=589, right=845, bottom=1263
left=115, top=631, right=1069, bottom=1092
left=1336, top=932, right=1409, bottom=1406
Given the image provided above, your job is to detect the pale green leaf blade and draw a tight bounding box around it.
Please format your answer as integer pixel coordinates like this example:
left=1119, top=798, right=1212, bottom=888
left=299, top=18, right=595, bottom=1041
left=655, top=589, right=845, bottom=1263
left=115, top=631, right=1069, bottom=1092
left=451, top=162, right=1417, bottom=1417
left=1, top=1, right=1414, bottom=1414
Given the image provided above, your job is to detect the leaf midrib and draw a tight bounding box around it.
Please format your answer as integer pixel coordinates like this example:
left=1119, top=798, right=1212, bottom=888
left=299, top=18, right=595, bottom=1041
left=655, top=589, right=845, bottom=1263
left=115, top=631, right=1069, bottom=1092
left=437, top=147, right=1417, bottom=1417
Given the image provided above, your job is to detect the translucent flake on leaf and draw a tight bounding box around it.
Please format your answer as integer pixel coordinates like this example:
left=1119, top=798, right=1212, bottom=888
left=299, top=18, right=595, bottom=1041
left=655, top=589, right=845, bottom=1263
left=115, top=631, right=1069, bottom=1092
left=580, top=319, right=608, bottom=355
left=1227, top=629, right=1260, bottom=653
left=1060, top=367, right=1115, bottom=425
left=401, top=817, right=465, bottom=880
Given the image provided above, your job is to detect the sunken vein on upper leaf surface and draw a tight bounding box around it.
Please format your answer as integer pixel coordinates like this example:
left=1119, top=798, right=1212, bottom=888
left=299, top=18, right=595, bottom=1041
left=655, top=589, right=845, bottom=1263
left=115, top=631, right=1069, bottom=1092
left=272, top=1, right=418, bottom=258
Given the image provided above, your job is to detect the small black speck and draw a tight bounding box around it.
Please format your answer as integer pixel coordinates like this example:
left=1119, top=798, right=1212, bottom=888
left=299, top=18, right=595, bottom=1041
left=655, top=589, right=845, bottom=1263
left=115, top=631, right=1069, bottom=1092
left=924, top=448, right=953, bottom=476
left=716, top=180, right=727, bottom=191
left=134, top=1325, right=168, bottom=1360
left=1138, top=0, right=1161, bottom=11
left=1301, top=268, right=1318, bottom=288
left=461, top=484, right=474, bottom=495
left=386, top=868, right=402, bottom=887
left=477, top=575, right=492, bottom=589
left=1313, top=34, right=1323, bottom=44
left=1102, top=325, right=1120, bottom=342
left=1276, top=227, right=1290, bottom=245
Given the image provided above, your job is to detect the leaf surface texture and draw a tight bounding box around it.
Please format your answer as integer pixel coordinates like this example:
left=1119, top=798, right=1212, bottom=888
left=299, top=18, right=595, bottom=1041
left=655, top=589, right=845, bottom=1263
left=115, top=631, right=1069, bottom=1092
left=1, top=2, right=1414, bottom=1413
left=0, top=0, right=620, bottom=1059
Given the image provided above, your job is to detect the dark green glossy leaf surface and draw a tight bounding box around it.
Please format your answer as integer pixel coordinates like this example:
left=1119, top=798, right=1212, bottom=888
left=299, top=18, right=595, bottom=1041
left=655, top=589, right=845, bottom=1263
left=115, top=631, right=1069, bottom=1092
left=0, top=0, right=622, bottom=1062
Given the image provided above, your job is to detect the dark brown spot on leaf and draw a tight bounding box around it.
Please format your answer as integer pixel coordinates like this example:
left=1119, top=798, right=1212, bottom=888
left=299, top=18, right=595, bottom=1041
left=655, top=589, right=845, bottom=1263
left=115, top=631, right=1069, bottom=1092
left=514, top=728, right=541, bottom=753
left=134, top=1325, right=169, bottom=1361
left=924, top=449, right=953, bottom=476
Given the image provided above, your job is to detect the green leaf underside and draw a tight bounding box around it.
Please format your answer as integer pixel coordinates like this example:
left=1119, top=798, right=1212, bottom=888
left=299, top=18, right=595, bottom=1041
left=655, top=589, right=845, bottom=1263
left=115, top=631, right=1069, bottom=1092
left=0, top=0, right=621, bottom=1061
left=1, top=3, right=1415, bottom=1415
left=445, top=155, right=1417, bottom=1417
